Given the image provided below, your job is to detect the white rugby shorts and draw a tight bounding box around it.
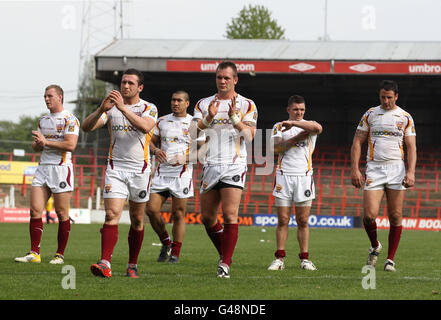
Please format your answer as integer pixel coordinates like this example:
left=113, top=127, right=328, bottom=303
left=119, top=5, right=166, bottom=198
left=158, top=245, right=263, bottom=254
left=200, top=164, right=247, bottom=194
left=32, top=164, right=74, bottom=193
left=150, top=175, right=194, bottom=198
left=364, top=160, right=406, bottom=191
left=103, top=168, right=151, bottom=202
left=272, top=173, right=315, bottom=205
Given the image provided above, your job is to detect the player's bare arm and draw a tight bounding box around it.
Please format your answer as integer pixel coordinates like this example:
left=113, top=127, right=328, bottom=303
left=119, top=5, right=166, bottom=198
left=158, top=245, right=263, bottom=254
left=281, top=120, right=323, bottom=135
left=350, top=129, right=368, bottom=188
left=272, top=131, right=310, bottom=154
left=149, top=135, right=168, bottom=163
left=108, top=90, right=155, bottom=134
left=81, top=94, right=114, bottom=132
left=403, top=135, right=417, bottom=188
left=32, top=130, right=78, bottom=153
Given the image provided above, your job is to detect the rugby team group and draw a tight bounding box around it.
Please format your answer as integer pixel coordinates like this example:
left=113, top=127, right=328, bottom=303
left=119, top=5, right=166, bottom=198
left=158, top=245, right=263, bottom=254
left=14, top=61, right=417, bottom=279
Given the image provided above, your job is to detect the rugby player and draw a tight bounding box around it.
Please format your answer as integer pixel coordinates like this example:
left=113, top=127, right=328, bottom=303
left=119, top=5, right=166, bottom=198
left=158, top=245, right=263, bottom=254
left=15, top=85, right=79, bottom=265
left=146, top=90, right=193, bottom=264
left=192, top=61, right=258, bottom=278
left=267, top=95, right=322, bottom=271
left=82, top=69, right=158, bottom=278
left=350, top=80, right=417, bottom=272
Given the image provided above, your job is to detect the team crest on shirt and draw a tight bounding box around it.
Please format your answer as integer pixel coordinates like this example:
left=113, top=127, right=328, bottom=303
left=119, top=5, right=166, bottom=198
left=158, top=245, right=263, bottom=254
left=138, top=190, right=147, bottom=199
left=56, top=119, right=64, bottom=132
left=104, top=184, right=112, bottom=193
left=149, top=110, right=157, bottom=117
left=395, top=120, right=404, bottom=131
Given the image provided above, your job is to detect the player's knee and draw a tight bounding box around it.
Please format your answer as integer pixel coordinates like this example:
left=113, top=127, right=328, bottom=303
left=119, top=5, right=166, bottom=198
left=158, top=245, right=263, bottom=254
left=29, top=207, right=43, bottom=218
left=277, top=215, right=290, bottom=226
left=55, top=209, right=69, bottom=220
left=172, top=209, right=185, bottom=221
left=105, top=208, right=121, bottom=223
left=296, top=216, right=308, bottom=229
left=363, top=215, right=376, bottom=226
left=388, top=211, right=402, bottom=226
left=131, top=219, right=144, bottom=230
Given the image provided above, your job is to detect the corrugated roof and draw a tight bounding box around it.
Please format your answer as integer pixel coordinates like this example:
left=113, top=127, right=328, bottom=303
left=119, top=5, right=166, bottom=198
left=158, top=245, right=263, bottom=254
left=95, top=39, right=441, bottom=61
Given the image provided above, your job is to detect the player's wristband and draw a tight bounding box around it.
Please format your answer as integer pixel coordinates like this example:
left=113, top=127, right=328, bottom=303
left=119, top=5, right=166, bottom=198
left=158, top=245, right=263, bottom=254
left=230, top=113, right=240, bottom=126
left=202, top=116, right=213, bottom=127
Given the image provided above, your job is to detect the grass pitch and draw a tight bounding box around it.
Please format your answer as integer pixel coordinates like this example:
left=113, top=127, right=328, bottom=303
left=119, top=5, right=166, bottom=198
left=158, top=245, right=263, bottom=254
left=0, top=223, right=440, bottom=301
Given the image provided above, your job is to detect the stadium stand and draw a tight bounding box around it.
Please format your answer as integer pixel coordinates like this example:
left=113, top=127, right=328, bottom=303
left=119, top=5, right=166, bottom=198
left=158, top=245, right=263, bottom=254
left=2, top=146, right=440, bottom=219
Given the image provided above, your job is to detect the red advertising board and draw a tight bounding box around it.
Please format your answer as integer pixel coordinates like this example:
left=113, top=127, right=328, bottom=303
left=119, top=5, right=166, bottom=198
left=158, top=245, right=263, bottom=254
left=167, top=59, right=441, bottom=75
left=0, top=208, right=57, bottom=223
left=166, top=60, right=331, bottom=73
left=376, top=217, right=441, bottom=231
left=334, top=61, right=441, bottom=74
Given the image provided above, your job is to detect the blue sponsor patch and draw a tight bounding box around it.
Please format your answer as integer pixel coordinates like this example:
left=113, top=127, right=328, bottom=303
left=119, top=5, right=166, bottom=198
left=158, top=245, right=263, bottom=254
left=254, top=214, right=353, bottom=229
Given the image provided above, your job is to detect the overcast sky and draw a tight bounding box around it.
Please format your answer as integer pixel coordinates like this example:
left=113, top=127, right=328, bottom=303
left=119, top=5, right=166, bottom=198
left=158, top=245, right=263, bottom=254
left=1, top=0, right=441, bottom=123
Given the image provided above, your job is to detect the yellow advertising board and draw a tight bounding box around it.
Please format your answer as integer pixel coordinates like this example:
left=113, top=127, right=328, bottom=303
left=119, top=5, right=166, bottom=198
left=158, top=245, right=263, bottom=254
left=0, top=161, right=38, bottom=184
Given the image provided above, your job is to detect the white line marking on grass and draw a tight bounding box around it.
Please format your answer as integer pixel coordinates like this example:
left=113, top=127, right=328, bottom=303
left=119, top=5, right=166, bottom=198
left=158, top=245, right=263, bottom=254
left=249, top=274, right=441, bottom=281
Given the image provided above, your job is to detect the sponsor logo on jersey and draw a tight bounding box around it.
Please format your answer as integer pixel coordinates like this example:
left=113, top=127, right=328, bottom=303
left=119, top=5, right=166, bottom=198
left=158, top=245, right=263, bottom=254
left=44, top=134, right=63, bottom=139
left=112, top=124, right=138, bottom=132
left=212, top=118, right=232, bottom=125
left=371, top=130, right=402, bottom=137
left=294, top=141, right=309, bottom=148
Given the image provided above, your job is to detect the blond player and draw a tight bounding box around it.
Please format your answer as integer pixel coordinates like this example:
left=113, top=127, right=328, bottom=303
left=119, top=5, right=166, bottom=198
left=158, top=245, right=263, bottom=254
left=193, top=61, right=258, bottom=278
left=146, top=91, right=193, bottom=264
left=82, top=68, right=158, bottom=278
left=15, top=85, right=79, bottom=265
left=351, top=80, right=417, bottom=272
left=267, top=95, right=322, bottom=271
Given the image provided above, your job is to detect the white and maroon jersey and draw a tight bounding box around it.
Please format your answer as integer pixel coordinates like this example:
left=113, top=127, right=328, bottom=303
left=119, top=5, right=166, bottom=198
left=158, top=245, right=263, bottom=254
left=356, top=105, right=416, bottom=162
left=271, top=119, right=317, bottom=176
left=37, top=110, right=80, bottom=166
left=193, top=94, right=258, bottom=165
left=153, top=113, right=193, bottom=178
left=100, top=98, right=158, bottom=173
